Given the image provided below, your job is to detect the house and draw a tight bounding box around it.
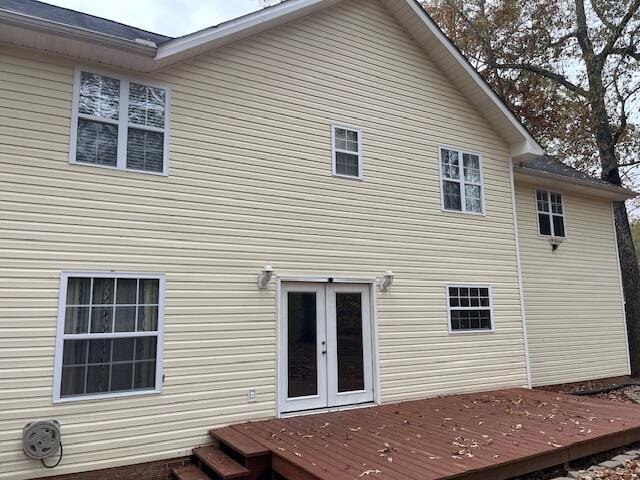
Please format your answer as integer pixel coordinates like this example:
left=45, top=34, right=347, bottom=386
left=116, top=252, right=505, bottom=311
left=0, top=0, right=635, bottom=479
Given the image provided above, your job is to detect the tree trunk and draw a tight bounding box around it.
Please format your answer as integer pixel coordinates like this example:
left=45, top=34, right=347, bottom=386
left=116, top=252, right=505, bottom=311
left=613, top=201, right=640, bottom=376
left=598, top=127, right=640, bottom=376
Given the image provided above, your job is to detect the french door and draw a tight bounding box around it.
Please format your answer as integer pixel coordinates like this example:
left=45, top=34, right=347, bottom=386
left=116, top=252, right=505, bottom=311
left=279, top=283, right=374, bottom=414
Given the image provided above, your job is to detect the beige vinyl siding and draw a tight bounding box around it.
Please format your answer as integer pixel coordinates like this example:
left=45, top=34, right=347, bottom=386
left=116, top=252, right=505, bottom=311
left=515, top=181, right=629, bottom=387
left=0, top=1, right=527, bottom=478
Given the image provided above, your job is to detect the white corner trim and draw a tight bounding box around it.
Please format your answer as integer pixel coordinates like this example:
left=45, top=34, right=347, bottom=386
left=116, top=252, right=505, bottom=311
left=509, top=156, right=532, bottom=389
left=610, top=202, right=632, bottom=375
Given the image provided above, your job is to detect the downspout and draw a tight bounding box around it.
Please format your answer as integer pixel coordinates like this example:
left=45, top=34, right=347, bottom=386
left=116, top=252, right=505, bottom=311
left=509, top=156, right=533, bottom=388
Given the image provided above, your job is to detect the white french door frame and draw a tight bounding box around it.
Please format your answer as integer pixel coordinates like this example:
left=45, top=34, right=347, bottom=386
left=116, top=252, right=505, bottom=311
left=276, top=276, right=380, bottom=417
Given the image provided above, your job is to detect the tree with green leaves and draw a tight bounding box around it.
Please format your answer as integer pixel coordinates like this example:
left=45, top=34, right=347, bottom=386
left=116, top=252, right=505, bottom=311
left=424, top=0, right=640, bottom=373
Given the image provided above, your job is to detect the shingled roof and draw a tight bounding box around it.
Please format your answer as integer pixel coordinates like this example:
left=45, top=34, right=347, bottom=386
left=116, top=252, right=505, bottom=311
left=0, top=0, right=172, bottom=45
left=515, top=155, right=636, bottom=199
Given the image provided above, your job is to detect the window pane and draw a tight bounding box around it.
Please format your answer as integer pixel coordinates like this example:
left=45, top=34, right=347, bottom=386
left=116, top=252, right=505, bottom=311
left=76, top=119, right=117, bottom=166
left=116, top=279, right=137, bottom=304
left=88, top=339, right=112, bottom=364
left=127, top=128, right=164, bottom=173
left=336, top=292, right=364, bottom=393
left=335, top=152, right=359, bottom=177
left=287, top=292, right=317, bottom=398
left=114, top=306, right=136, bottom=332
left=139, top=279, right=159, bottom=303
left=62, top=340, right=87, bottom=365
left=443, top=180, right=461, bottom=210
left=93, top=278, right=114, bottom=305
left=66, top=277, right=91, bottom=305
left=65, top=306, right=90, bottom=334
left=113, top=338, right=135, bottom=361
left=463, top=154, right=481, bottom=183
left=137, top=305, right=158, bottom=331
left=538, top=213, right=552, bottom=235
left=465, top=184, right=483, bottom=213
left=128, top=83, right=166, bottom=128
left=111, top=363, right=134, bottom=391
left=135, top=337, right=157, bottom=361
left=441, top=149, right=459, bottom=180
left=79, top=72, right=120, bottom=120
left=61, top=366, right=86, bottom=396
left=86, top=364, right=110, bottom=394
left=536, top=191, right=549, bottom=212
left=553, top=215, right=566, bottom=237
left=134, top=361, right=156, bottom=389
left=90, top=306, right=114, bottom=333
left=550, top=193, right=563, bottom=214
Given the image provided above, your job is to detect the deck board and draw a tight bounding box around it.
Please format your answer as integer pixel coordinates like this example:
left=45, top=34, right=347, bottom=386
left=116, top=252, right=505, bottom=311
left=222, top=388, right=640, bottom=480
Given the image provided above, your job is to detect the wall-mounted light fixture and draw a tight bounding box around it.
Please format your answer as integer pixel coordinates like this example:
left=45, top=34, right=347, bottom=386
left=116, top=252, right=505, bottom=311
left=257, top=264, right=274, bottom=289
left=379, top=270, right=394, bottom=291
left=549, top=237, right=563, bottom=252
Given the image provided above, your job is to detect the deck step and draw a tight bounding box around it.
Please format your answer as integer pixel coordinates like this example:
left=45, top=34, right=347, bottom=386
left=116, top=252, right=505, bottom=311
left=172, top=464, right=212, bottom=480
left=209, top=426, right=270, bottom=458
left=194, top=446, right=250, bottom=480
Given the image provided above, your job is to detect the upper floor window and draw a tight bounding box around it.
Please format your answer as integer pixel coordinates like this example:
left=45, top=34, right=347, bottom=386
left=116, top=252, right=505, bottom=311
left=447, top=285, right=493, bottom=333
left=536, top=190, right=565, bottom=237
left=332, top=125, right=363, bottom=179
left=54, top=273, right=165, bottom=401
left=70, top=69, right=170, bottom=175
left=440, top=147, right=484, bottom=214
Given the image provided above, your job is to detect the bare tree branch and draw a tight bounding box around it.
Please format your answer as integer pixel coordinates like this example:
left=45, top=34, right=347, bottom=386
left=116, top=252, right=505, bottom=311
left=488, top=61, right=589, bottom=96
left=609, top=45, right=640, bottom=61
left=590, top=0, right=616, bottom=30
left=601, top=0, right=640, bottom=57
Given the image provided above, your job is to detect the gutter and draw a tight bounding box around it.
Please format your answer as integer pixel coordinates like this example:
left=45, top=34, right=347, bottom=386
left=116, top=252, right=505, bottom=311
left=513, top=166, right=637, bottom=200
left=0, top=9, right=157, bottom=57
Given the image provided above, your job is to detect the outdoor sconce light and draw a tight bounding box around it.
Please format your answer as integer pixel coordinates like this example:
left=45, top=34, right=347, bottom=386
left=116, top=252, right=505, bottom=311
left=379, top=271, right=394, bottom=291
left=549, top=237, right=563, bottom=252
left=257, top=264, right=274, bottom=289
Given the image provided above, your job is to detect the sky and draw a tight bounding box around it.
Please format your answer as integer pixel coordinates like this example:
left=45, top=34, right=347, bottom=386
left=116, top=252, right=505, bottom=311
left=46, top=0, right=275, bottom=37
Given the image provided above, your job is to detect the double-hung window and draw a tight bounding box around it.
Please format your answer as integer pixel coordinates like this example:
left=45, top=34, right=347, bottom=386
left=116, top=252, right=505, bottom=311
left=54, top=273, right=165, bottom=401
left=536, top=190, right=566, bottom=238
left=447, top=285, right=493, bottom=332
left=70, top=68, right=170, bottom=174
left=332, top=125, right=363, bottom=179
left=440, top=147, right=484, bottom=214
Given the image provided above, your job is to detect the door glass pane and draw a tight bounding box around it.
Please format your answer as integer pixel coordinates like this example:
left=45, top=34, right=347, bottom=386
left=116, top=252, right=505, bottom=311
left=336, top=292, right=365, bottom=393
left=287, top=292, right=318, bottom=398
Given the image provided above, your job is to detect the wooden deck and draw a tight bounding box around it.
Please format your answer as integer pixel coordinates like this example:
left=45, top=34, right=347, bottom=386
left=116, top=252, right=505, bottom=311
left=213, top=388, right=640, bottom=480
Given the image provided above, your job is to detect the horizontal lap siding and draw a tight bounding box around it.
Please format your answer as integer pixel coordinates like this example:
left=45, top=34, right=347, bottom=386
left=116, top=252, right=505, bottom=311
left=515, top=182, right=629, bottom=386
left=0, top=1, right=526, bottom=478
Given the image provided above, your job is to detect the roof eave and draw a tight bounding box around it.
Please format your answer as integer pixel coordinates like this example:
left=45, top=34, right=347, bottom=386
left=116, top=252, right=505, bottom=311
left=514, top=166, right=637, bottom=201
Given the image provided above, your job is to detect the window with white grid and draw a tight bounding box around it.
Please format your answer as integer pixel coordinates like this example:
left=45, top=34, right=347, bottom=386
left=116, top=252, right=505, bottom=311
left=447, top=285, right=494, bottom=332
left=54, top=273, right=164, bottom=401
left=332, top=125, right=363, bottom=178
left=440, top=147, right=484, bottom=214
left=70, top=68, right=170, bottom=175
left=536, top=190, right=566, bottom=238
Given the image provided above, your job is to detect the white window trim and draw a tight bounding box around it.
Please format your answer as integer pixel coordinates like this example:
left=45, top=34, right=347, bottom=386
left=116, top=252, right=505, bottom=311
left=331, top=123, right=363, bottom=180
left=445, top=283, right=495, bottom=334
left=69, top=66, right=171, bottom=176
left=53, top=271, right=166, bottom=403
left=438, top=145, right=486, bottom=216
left=535, top=189, right=567, bottom=239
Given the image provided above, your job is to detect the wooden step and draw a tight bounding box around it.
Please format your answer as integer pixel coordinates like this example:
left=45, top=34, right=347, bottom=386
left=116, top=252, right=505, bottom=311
left=209, top=426, right=270, bottom=458
left=172, top=464, right=212, bottom=480
left=194, top=446, right=250, bottom=480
